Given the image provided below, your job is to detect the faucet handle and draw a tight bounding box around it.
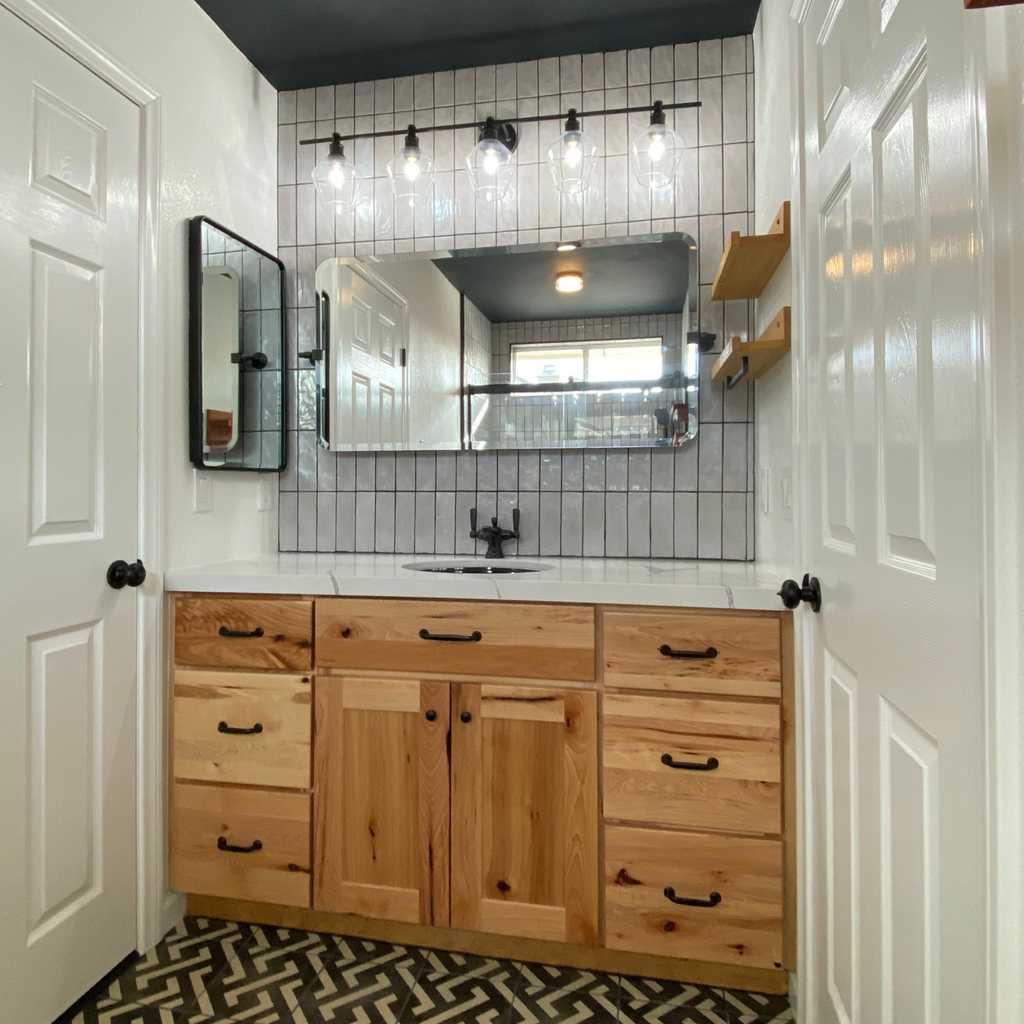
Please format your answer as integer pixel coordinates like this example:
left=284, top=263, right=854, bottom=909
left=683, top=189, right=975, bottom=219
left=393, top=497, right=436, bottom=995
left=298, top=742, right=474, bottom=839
left=470, top=507, right=478, bottom=534
left=512, top=507, right=520, bottom=535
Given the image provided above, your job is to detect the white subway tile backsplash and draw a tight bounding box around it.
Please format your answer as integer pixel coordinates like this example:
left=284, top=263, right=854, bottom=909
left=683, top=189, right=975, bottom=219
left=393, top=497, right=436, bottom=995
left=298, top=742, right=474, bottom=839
left=278, top=37, right=756, bottom=560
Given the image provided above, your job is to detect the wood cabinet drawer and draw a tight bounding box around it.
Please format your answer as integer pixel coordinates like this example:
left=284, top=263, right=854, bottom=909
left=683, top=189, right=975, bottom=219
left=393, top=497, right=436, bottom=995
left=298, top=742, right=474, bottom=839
left=604, top=825, right=784, bottom=970
left=603, top=694, right=781, bottom=835
left=173, top=670, right=313, bottom=789
left=175, top=597, right=313, bottom=670
left=316, top=599, right=596, bottom=682
left=170, top=783, right=311, bottom=907
left=602, top=610, right=781, bottom=698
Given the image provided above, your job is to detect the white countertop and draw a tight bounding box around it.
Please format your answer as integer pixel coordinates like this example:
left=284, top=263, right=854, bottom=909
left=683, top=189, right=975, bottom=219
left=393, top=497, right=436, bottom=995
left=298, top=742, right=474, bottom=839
left=164, top=554, right=791, bottom=612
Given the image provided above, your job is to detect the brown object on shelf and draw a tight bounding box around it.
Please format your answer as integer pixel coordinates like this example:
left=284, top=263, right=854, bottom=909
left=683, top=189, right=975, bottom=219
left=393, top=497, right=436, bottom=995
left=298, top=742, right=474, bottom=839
left=965, top=0, right=1023, bottom=8
left=205, top=408, right=233, bottom=449
left=711, top=202, right=791, bottom=301
left=711, top=307, right=792, bottom=387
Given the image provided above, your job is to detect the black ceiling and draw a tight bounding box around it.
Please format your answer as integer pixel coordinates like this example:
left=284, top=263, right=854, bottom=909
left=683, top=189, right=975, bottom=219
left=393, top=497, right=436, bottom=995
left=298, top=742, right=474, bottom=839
left=194, top=0, right=760, bottom=90
left=432, top=238, right=691, bottom=322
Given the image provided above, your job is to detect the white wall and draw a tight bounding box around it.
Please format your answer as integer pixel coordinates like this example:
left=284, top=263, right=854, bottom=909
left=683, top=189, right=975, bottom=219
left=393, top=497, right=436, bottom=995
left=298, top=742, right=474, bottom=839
left=370, top=260, right=462, bottom=447
left=38, top=0, right=279, bottom=570
left=753, top=0, right=796, bottom=568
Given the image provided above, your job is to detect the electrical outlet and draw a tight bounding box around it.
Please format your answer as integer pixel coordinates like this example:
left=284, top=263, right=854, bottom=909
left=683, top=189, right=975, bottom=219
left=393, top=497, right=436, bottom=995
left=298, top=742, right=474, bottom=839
left=193, top=471, right=212, bottom=513
left=258, top=475, right=276, bottom=512
left=779, top=468, right=793, bottom=522
left=759, top=467, right=771, bottom=515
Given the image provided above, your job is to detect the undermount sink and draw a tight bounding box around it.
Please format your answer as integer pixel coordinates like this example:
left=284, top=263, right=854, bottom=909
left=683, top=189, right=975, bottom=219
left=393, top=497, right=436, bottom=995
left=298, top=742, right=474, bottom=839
left=402, top=560, right=553, bottom=574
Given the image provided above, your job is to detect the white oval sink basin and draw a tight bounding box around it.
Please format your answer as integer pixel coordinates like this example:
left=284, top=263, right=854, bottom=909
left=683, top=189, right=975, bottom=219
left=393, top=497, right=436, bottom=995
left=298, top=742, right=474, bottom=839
left=402, top=560, right=553, bottom=574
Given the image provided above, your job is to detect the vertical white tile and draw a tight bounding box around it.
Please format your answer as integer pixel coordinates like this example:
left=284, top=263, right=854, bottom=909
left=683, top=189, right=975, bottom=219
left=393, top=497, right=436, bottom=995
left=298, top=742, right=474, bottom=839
left=298, top=491, right=317, bottom=550
left=335, top=492, right=356, bottom=551
left=375, top=492, right=396, bottom=552
left=698, top=76, right=723, bottom=146
left=538, top=57, right=560, bottom=95
left=583, top=492, right=605, bottom=556
left=674, top=491, right=698, bottom=557
left=675, top=42, right=698, bottom=81
left=722, top=143, right=747, bottom=213
left=628, top=449, right=652, bottom=491
left=698, top=147, right=723, bottom=215
left=561, top=492, right=584, bottom=556
left=722, top=73, right=747, bottom=145
left=517, top=60, right=539, bottom=98
left=723, top=422, right=748, bottom=491
left=317, top=492, right=337, bottom=551
left=651, top=45, right=674, bottom=84
left=278, top=491, right=298, bottom=551
left=605, top=449, right=628, bottom=491
left=355, top=490, right=376, bottom=550
left=650, top=491, right=674, bottom=557
left=697, top=492, right=722, bottom=558
left=435, top=491, right=456, bottom=554
left=395, top=491, right=416, bottom=553
left=582, top=52, right=604, bottom=91
left=279, top=91, right=297, bottom=125
left=723, top=36, right=747, bottom=75
left=698, top=39, right=723, bottom=77
left=651, top=447, right=675, bottom=491
left=335, top=83, right=355, bottom=117
left=605, top=492, right=627, bottom=556
left=722, top=491, right=747, bottom=559
left=539, top=490, right=561, bottom=555
left=627, top=492, right=651, bottom=556
left=699, top=421, right=724, bottom=490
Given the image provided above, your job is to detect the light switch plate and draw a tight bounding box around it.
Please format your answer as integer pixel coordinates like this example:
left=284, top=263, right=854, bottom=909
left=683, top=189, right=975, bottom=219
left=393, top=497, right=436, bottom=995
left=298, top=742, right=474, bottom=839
left=193, top=471, right=212, bottom=513
left=258, top=476, right=276, bottom=512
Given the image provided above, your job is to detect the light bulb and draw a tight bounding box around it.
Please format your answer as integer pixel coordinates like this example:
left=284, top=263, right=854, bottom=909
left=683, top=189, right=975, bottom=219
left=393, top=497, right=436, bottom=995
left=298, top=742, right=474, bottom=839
left=327, top=160, right=348, bottom=188
left=482, top=146, right=500, bottom=175
left=403, top=155, right=421, bottom=182
left=648, top=132, right=666, bottom=163
left=565, top=139, right=582, bottom=169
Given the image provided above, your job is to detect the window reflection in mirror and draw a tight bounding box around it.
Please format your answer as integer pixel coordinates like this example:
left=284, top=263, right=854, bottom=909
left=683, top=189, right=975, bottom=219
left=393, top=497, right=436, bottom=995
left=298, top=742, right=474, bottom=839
left=313, top=233, right=700, bottom=452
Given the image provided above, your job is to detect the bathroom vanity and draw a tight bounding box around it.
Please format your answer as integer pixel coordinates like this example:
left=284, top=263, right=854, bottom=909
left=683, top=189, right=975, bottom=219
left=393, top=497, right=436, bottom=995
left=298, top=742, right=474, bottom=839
left=166, top=557, right=794, bottom=995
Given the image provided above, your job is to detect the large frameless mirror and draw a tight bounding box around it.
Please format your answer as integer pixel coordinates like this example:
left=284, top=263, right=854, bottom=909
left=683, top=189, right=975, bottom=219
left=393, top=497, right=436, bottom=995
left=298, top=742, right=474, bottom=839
left=189, top=216, right=286, bottom=470
left=311, top=232, right=703, bottom=452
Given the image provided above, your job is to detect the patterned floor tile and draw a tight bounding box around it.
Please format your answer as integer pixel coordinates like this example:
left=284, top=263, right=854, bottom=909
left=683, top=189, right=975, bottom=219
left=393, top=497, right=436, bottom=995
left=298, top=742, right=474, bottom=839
left=87, top=918, right=255, bottom=1017
left=713, top=989, right=793, bottom=1024
left=184, top=925, right=333, bottom=1023
left=296, top=938, right=429, bottom=1023
left=65, top=1004, right=202, bottom=1024
left=508, top=963, right=619, bottom=1024
left=617, top=975, right=736, bottom=1024
left=403, top=949, right=519, bottom=1024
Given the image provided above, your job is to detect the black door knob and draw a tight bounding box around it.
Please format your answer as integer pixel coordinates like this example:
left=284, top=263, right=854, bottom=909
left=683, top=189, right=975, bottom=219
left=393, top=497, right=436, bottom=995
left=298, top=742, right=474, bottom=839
left=107, top=559, right=147, bottom=590
left=778, top=574, right=821, bottom=612
left=425, top=709, right=437, bottom=722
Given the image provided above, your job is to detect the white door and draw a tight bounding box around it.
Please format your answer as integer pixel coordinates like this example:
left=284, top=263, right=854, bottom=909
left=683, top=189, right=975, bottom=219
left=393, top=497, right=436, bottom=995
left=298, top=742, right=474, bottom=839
left=328, top=264, right=407, bottom=449
left=0, top=10, right=142, bottom=1023
left=796, top=0, right=987, bottom=1021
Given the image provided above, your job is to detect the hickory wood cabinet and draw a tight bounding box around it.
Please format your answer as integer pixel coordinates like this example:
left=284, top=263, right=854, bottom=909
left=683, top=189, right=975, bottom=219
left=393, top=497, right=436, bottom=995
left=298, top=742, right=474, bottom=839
left=170, top=592, right=793, bottom=993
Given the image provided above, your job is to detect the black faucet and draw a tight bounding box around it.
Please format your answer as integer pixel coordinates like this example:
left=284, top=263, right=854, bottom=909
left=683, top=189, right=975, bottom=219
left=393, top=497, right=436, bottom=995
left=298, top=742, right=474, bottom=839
left=470, top=507, right=520, bottom=558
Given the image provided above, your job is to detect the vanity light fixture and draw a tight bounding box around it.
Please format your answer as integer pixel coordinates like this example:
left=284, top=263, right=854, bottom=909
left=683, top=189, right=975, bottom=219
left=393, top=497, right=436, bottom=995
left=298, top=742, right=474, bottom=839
left=555, top=272, right=584, bottom=293
left=629, top=101, right=684, bottom=189
left=386, top=124, right=435, bottom=207
left=547, top=109, right=597, bottom=194
left=311, top=133, right=357, bottom=212
left=465, top=117, right=517, bottom=201
left=300, top=98, right=699, bottom=211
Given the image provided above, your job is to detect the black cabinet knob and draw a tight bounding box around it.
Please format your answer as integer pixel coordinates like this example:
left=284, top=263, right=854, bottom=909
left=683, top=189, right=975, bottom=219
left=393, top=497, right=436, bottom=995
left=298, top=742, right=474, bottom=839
left=107, top=559, right=146, bottom=589
left=425, top=709, right=437, bottom=722
left=778, top=573, right=822, bottom=612
left=460, top=711, right=472, bottom=724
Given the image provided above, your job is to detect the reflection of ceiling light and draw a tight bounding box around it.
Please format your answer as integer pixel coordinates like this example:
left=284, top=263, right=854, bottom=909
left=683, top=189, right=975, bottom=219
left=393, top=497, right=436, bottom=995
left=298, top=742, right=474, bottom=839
left=557, top=242, right=580, bottom=251
left=555, top=272, right=583, bottom=293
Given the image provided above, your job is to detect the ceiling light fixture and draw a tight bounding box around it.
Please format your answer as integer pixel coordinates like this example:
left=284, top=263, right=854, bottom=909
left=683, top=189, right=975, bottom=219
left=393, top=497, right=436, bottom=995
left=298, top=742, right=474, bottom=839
left=547, top=109, right=597, bottom=194
left=386, top=124, right=435, bottom=207
left=311, top=133, right=357, bottom=213
left=465, top=117, right=517, bottom=201
left=557, top=241, right=581, bottom=251
left=555, top=272, right=583, bottom=293
left=629, top=101, right=684, bottom=190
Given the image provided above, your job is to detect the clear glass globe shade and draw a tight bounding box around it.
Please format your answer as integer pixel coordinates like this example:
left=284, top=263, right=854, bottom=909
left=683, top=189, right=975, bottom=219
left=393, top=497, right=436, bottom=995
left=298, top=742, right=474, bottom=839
left=312, top=152, right=357, bottom=212
left=387, top=144, right=436, bottom=208
left=629, top=122, right=684, bottom=189
left=546, top=128, right=598, bottom=195
left=465, top=137, right=514, bottom=201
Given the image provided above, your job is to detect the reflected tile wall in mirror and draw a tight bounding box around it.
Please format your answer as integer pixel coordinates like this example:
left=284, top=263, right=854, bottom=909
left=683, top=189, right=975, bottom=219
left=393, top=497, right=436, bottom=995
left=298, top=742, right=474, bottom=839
left=277, top=36, right=756, bottom=559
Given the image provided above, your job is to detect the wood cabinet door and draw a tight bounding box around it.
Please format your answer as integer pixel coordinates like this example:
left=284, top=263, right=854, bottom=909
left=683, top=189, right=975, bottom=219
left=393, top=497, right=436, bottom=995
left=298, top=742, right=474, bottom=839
left=313, top=677, right=449, bottom=925
left=450, top=684, right=599, bottom=945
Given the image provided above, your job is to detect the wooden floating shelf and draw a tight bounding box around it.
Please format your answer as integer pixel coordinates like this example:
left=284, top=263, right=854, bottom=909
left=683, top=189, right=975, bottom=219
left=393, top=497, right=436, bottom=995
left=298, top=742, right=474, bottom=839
left=711, top=202, right=791, bottom=301
left=711, top=307, right=791, bottom=388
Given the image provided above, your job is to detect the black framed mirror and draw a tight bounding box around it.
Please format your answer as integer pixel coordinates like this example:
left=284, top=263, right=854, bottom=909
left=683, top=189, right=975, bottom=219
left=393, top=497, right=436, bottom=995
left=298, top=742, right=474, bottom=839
left=189, top=216, right=286, bottom=471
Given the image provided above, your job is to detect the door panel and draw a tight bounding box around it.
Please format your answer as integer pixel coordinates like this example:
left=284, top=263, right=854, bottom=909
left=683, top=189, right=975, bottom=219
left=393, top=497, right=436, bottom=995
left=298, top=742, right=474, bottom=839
left=0, top=10, right=141, bottom=1022
left=313, top=677, right=450, bottom=925
left=450, top=683, right=599, bottom=946
left=798, top=0, right=987, bottom=1020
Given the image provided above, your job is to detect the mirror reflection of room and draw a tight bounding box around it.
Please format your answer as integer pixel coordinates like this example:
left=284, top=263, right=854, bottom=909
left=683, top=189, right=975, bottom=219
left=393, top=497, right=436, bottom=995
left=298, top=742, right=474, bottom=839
left=312, top=233, right=699, bottom=452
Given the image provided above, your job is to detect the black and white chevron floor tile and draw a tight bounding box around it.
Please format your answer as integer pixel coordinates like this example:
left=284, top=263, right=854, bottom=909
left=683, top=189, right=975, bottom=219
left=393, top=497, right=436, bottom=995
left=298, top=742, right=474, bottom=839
left=56, top=917, right=793, bottom=1024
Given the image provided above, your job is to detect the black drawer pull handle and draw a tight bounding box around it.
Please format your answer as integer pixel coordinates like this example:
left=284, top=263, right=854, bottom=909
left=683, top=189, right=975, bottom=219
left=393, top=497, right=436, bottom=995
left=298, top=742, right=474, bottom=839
left=425, top=709, right=437, bottom=722
left=219, top=626, right=265, bottom=638
left=664, top=887, right=722, bottom=908
left=218, top=721, right=263, bottom=735
left=419, top=628, right=483, bottom=642
left=217, top=837, right=263, bottom=854
left=661, top=753, right=719, bottom=771
left=659, top=644, right=718, bottom=660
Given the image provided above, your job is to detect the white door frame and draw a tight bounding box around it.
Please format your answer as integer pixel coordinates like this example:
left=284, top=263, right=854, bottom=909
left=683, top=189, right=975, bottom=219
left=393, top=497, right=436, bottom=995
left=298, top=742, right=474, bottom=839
left=786, top=1, right=1022, bottom=1021
left=1, top=0, right=174, bottom=955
